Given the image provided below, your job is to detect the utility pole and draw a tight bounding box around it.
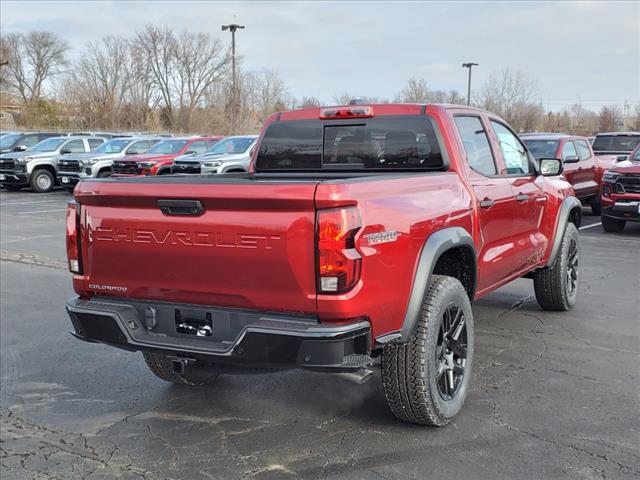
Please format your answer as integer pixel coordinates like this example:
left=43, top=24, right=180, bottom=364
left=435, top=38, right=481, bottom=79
left=462, top=62, right=478, bottom=106
left=221, top=23, right=245, bottom=134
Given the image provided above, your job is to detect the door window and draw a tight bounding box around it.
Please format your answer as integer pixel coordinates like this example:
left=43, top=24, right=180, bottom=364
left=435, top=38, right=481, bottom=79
left=454, top=116, right=497, bottom=176
left=575, top=140, right=591, bottom=160
left=188, top=141, right=208, bottom=154
left=490, top=121, right=532, bottom=175
left=64, top=140, right=86, bottom=153
left=88, top=138, right=104, bottom=150
left=561, top=141, right=578, bottom=160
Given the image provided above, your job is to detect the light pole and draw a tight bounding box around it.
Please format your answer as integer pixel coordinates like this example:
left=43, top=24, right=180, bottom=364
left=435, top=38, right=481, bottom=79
left=222, top=23, right=245, bottom=134
left=462, top=62, right=478, bottom=106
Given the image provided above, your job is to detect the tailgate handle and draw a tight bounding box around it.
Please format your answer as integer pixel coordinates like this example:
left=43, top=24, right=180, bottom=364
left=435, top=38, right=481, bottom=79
left=158, top=199, right=204, bottom=216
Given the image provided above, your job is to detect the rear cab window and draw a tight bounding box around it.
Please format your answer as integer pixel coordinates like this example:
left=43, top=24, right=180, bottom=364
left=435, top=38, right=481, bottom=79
left=255, top=116, right=445, bottom=171
left=592, top=135, right=640, bottom=152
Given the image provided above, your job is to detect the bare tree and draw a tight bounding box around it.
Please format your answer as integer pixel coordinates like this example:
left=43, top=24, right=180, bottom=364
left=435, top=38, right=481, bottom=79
left=395, top=78, right=431, bottom=103
left=68, top=36, right=132, bottom=129
left=2, top=31, right=69, bottom=104
left=173, top=30, right=228, bottom=131
left=298, top=96, right=322, bottom=107
left=134, top=25, right=229, bottom=131
left=598, top=105, right=623, bottom=132
left=477, top=68, right=540, bottom=130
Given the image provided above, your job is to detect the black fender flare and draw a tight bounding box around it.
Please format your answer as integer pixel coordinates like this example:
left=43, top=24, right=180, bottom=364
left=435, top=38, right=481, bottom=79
left=546, top=196, right=582, bottom=267
left=376, top=226, right=476, bottom=345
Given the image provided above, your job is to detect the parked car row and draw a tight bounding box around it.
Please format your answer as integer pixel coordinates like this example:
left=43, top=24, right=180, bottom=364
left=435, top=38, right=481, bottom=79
left=0, top=132, right=260, bottom=192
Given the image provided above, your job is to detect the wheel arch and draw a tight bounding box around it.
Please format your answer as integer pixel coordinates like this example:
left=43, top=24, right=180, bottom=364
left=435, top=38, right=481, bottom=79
left=380, top=227, right=476, bottom=345
left=546, top=196, right=582, bottom=267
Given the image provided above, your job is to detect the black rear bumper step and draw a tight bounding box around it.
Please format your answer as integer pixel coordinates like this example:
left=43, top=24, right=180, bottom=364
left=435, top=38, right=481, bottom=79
left=66, top=297, right=372, bottom=371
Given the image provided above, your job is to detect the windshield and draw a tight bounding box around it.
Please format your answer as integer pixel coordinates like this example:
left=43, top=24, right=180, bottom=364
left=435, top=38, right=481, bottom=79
left=256, top=116, right=444, bottom=171
left=31, top=138, right=66, bottom=152
left=207, top=137, right=253, bottom=155
left=0, top=134, right=22, bottom=149
left=148, top=139, right=187, bottom=154
left=522, top=139, right=559, bottom=159
left=592, top=135, right=640, bottom=153
left=94, top=138, right=131, bottom=154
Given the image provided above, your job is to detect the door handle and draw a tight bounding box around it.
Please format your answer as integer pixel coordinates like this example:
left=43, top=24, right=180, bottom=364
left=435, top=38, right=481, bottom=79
left=515, top=193, right=528, bottom=202
left=479, top=198, right=496, bottom=208
left=535, top=196, right=547, bottom=203
left=158, top=199, right=205, bottom=216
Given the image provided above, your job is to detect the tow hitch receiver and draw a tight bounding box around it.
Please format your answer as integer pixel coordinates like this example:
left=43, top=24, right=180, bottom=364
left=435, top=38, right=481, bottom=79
left=168, top=356, right=197, bottom=375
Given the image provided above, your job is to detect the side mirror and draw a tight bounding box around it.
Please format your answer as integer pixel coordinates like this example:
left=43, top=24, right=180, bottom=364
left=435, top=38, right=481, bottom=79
left=539, top=158, right=563, bottom=176
left=60, top=148, right=72, bottom=154
left=563, top=155, right=579, bottom=164
left=13, top=145, right=27, bottom=152
left=616, top=155, right=628, bottom=162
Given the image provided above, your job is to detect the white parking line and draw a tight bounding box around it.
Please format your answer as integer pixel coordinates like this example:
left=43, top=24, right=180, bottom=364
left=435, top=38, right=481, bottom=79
left=579, top=223, right=602, bottom=230
left=15, top=208, right=67, bottom=215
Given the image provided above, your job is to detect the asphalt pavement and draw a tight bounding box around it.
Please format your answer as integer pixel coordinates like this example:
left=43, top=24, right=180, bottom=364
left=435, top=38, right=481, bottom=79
left=1, top=188, right=639, bottom=480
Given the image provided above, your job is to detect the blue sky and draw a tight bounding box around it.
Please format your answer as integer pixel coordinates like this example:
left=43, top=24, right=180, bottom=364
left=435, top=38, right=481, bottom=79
left=2, top=1, right=638, bottom=111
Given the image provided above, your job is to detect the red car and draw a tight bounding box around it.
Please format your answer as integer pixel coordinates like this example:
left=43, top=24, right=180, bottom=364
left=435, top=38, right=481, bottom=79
left=521, top=133, right=615, bottom=214
left=600, top=144, right=640, bottom=232
left=111, top=136, right=222, bottom=176
left=65, top=104, right=581, bottom=426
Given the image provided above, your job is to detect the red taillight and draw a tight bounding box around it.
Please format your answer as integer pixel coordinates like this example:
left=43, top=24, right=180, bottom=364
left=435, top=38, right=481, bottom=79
left=319, top=106, right=373, bottom=119
left=66, top=201, right=82, bottom=274
left=317, top=207, right=362, bottom=293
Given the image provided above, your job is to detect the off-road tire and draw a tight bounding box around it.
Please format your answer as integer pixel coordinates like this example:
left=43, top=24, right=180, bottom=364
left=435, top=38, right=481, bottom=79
left=97, top=170, right=111, bottom=178
left=142, top=352, right=219, bottom=386
left=381, top=275, right=474, bottom=426
left=29, top=169, right=55, bottom=193
left=3, top=185, right=21, bottom=191
left=590, top=196, right=601, bottom=216
left=533, top=222, right=580, bottom=311
left=601, top=215, right=625, bottom=233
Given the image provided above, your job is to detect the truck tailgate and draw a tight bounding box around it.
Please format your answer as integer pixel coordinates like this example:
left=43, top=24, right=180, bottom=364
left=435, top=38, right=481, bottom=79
left=74, top=179, right=318, bottom=314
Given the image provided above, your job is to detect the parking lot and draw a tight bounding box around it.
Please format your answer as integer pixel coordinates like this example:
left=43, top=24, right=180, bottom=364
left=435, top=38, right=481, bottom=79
left=1, top=187, right=639, bottom=480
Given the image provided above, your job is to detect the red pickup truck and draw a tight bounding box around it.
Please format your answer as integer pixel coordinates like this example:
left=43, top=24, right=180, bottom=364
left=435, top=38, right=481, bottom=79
left=111, top=136, right=222, bottom=176
left=520, top=133, right=616, bottom=215
left=65, top=104, right=582, bottom=426
left=600, top=144, right=640, bottom=232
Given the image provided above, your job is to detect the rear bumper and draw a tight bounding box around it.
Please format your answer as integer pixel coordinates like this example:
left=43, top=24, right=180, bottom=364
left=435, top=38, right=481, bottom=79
left=66, top=297, right=372, bottom=371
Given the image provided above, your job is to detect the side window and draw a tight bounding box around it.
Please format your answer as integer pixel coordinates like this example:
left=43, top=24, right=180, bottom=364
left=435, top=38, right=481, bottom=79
left=490, top=121, right=531, bottom=175
left=575, top=140, right=591, bottom=160
left=64, top=140, right=86, bottom=153
left=131, top=140, right=150, bottom=152
left=454, top=116, right=497, bottom=176
left=88, top=138, right=104, bottom=150
left=21, top=135, right=40, bottom=148
left=561, top=141, right=578, bottom=160
left=188, top=141, right=208, bottom=154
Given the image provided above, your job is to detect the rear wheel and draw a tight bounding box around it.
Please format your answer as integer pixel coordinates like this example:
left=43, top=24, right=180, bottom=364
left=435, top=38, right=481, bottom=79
left=382, top=275, right=474, bottom=426
left=601, top=215, right=625, bottom=233
left=29, top=169, right=55, bottom=193
left=533, top=222, right=579, bottom=311
left=97, top=170, right=111, bottom=178
left=142, top=352, right=219, bottom=386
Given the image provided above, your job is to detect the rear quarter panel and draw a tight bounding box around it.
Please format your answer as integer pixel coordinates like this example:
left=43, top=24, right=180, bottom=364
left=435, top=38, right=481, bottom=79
left=315, top=173, right=473, bottom=340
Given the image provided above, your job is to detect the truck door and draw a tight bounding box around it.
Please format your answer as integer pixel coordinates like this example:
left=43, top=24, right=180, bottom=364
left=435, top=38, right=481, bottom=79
left=488, top=120, right=548, bottom=271
left=453, top=115, right=519, bottom=293
left=574, top=138, right=598, bottom=197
